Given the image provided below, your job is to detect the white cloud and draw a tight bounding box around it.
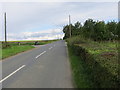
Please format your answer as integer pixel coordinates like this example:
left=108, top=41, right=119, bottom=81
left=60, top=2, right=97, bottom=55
left=7, top=28, right=64, bottom=41
left=1, top=2, right=118, bottom=41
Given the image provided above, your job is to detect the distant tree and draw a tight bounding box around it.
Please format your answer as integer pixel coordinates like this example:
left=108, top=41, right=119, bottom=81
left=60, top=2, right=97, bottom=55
left=63, top=25, right=70, bottom=39
left=82, top=19, right=95, bottom=39
left=116, top=22, right=120, bottom=40
left=107, top=21, right=117, bottom=34
left=75, top=21, right=82, bottom=29
left=106, top=21, right=118, bottom=40
left=63, top=19, right=119, bottom=41
left=94, top=21, right=106, bottom=41
left=73, top=22, right=82, bottom=36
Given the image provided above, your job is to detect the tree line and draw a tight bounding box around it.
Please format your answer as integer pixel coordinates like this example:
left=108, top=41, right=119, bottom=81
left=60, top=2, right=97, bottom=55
left=63, top=19, right=120, bottom=41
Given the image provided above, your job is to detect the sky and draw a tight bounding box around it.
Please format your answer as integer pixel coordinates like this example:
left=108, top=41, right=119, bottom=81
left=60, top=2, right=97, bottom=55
left=0, top=1, right=119, bottom=41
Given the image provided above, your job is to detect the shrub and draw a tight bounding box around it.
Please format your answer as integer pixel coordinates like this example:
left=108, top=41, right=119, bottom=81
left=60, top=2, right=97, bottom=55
left=67, top=36, right=119, bottom=88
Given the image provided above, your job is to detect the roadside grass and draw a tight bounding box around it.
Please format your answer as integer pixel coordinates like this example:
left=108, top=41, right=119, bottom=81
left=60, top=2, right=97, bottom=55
left=1, top=40, right=58, bottom=60
left=2, top=45, right=34, bottom=59
left=67, top=36, right=119, bottom=88
left=68, top=47, right=95, bottom=88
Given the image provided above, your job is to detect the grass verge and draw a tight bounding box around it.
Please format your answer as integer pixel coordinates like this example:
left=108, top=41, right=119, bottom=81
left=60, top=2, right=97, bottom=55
left=1, top=40, right=58, bottom=59
left=68, top=46, right=95, bottom=88
left=2, top=45, right=34, bottom=59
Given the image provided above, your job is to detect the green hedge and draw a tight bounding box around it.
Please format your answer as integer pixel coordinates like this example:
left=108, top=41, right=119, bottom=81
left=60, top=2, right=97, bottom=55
left=69, top=44, right=119, bottom=88
left=67, top=37, right=119, bottom=88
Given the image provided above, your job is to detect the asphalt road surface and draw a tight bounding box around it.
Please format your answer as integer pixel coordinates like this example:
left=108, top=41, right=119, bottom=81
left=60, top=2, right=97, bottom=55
left=1, top=40, right=73, bottom=88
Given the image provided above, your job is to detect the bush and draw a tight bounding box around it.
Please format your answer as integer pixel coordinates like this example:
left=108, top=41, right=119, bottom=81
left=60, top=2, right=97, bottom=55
left=67, top=36, right=85, bottom=46
left=67, top=36, right=119, bottom=88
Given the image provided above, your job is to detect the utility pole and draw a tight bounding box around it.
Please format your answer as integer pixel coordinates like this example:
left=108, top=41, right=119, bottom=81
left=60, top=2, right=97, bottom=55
left=4, top=12, right=7, bottom=43
left=69, top=15, right=71, bottom=38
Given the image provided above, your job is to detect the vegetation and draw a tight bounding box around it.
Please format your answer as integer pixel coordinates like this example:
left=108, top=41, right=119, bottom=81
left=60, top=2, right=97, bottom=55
left=63, top=19, right=119, bottom=88
left=67, top=36, right=119, bottom=88
left=1, top=40, right=58, bottom=59
left=2, top=45, right=34, bottom=59
left=68, top=46, right=95, bottom=88
left=0, top=42, right=2, bottom=60
left=2, top=40, right=58, bottom=49
left=63, top=19, right=119, bottom=41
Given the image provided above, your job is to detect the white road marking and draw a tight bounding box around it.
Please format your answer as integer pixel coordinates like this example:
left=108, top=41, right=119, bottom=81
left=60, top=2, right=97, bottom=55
left=35, top=51, right=46, bottom=59
left=49, top=47, right=53, bottom=50
left=0, top=65, right=26, bottom=83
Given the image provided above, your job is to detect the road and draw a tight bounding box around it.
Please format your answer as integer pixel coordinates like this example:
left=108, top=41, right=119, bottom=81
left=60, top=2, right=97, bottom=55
left=1, top=40, right=73, bottom=88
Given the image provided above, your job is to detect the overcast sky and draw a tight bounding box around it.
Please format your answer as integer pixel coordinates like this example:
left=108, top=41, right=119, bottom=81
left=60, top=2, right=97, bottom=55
left=0, top=1, right=118, bottom=41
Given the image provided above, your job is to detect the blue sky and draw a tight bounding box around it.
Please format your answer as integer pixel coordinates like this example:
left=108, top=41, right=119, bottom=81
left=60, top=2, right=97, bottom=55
left=0, top=1, right=118, bottom=41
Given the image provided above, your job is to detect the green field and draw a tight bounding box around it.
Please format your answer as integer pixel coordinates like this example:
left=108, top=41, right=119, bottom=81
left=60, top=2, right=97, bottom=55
left=2, top=40, right=58, bottom=48
left=2, top=45, right=34, bottom=59
left=1, top=40, right=58, bottom=59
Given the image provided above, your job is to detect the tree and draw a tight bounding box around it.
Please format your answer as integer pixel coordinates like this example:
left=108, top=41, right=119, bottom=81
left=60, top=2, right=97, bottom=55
left=94, top=21, right=106, bottom=41
left=106, top=21, right=118, bottom=40
left=83, top=19, right=95, bottom=39
left=63, top=19, right=119, bottom=41
left=63, top=25, right=70, bottom=39
left=116, top=22, right=120, bottom=40
left=74, top=21, right=82, bottom=36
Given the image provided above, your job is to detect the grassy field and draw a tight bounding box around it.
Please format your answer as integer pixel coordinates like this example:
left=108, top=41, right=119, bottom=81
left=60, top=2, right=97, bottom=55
left=2, top=40, right=58, bottom=48
left=6, top=40, right=58, bottom=43
left=67, top=36, right=119, bottom=88
left=2, top=45, right=34, bottom=59
left=1, top=40, right=58, bottom=59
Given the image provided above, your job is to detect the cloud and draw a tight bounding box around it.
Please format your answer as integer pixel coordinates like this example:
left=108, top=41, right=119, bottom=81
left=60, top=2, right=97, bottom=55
left=1, top=2, right=118, bottom=41
left=7, top=28, right=64, bottom=41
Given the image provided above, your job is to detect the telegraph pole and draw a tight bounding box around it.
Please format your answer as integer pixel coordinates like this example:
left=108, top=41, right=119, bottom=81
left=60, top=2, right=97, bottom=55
left=69, top=15, right=71, bottom=38
left=4, top=12, right=7, bottom=43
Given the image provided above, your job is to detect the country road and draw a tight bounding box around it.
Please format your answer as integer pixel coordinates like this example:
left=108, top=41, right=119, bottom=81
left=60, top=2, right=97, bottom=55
left=1, top=40, right=73, bottom=88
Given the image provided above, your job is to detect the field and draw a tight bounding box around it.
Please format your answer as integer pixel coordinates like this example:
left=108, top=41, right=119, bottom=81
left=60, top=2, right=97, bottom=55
left=1, top=40, right=58, bottom=59
left=2, top=45, right=34, bottom=59
left=2, top=40, right=58, bottom=48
